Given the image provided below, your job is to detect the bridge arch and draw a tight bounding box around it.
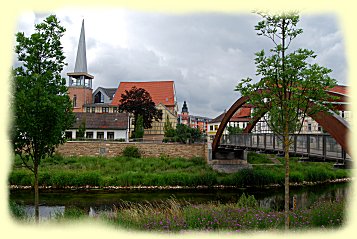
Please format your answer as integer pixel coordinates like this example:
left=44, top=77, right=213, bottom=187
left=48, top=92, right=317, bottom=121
left=212, top=93, right=350, bottom=155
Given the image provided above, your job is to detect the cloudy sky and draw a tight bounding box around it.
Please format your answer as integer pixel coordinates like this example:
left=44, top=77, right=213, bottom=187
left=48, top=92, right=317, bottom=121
left=14, top=9, right=347, bottom=118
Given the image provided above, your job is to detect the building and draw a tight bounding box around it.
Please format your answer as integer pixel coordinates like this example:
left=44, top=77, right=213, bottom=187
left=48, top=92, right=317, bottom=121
left=207, top=85, right=350, bottom=138
left=177, top=101, right=211, bottom=133
left=65, top=112, right=129, bottom=140
left=65, top=20, right=129, bottom=141
left=207, top=106, right=252, bottom=139
left=111, top=81, right=178, bottom=140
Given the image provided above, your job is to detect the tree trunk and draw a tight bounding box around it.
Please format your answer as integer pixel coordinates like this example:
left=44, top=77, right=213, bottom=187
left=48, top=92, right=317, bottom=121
left=34, top=164, right=39, bottom=224
left=283, top=127, right=290, bottom=230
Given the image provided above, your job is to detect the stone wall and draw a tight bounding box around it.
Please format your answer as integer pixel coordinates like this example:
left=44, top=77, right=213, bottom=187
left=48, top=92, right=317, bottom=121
left=57, top=141, right=207, bottom=159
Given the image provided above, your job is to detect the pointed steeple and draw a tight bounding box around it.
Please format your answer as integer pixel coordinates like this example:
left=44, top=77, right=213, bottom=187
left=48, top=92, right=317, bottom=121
left=74, top=20, right=88, bottom=73
left=67, top=19, right=93, bottom=87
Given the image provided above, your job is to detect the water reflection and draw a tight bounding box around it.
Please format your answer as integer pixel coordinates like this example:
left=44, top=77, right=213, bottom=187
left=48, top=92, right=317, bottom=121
left=11, top=183, right=349, bottom=219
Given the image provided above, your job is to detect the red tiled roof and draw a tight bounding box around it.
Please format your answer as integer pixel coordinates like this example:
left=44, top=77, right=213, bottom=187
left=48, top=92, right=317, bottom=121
left=211, top=107, right=252, bottom=123
left=111, top=81, right=175, bottom=106
left=329, top=85, right=348, bottom=95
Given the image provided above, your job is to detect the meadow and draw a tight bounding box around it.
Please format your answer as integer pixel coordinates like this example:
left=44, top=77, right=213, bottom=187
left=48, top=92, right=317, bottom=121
left=9, top=151, right=350, bottom=188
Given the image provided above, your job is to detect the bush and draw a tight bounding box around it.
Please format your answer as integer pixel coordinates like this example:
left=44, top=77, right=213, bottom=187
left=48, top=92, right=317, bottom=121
left=122, top=146, right=141, bottom=158
left=9, top=201, right=27, bottom=220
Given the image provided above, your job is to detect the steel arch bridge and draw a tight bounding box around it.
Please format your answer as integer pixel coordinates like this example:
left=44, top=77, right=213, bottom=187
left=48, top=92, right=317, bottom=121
left=212, top=89, right=350, bottom=157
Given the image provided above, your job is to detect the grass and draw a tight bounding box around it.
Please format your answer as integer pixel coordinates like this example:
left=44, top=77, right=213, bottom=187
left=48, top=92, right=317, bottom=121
left=9, top=153, right=351, bottom=188
left=101, top=195, right=345, bottom=232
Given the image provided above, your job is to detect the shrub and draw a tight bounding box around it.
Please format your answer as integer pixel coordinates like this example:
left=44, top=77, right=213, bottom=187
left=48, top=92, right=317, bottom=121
left=122, top=146, right=141, bottom=158
left=9, top=201, right=26, bottom=220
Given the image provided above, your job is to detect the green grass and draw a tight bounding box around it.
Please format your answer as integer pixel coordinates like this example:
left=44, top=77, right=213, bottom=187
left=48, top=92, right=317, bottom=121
left=102, top=196, right=345, bottom=231
left=9, top=153, right=351, bottom=188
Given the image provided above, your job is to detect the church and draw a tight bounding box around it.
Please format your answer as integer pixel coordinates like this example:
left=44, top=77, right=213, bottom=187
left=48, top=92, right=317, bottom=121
left=65, top=20, right=177, bottom=141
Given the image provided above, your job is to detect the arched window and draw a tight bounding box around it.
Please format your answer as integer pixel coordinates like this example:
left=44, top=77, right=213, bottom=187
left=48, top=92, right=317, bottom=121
left=73, top=95, right=77, bottom=107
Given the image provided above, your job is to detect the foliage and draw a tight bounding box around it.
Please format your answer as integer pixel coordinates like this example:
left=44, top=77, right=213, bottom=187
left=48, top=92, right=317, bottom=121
left=104, top=198, right=345, bottom=231
left=9, top=201, right=27, bottom=220
left=9, top=153, right=350, bottom=188
left=247, top=152, right=274, bottom=164
left=164, top=115, right=176, bottom=138
left=122, top=146, right=141, bottom=158
left=236, top=193, right=258, bottom=209
left=235, top=12, right=336, bottom=229
left=12, top=15, right=74, bottom=166
left=76, top=119, right=86, bottom=139
left=227, top=126, right=243, bottom=135
left=134, top=114, right=144, bottom=139
left=11, top=15, right=74, bottom=222
left=118, top=86, right=162, bottom=129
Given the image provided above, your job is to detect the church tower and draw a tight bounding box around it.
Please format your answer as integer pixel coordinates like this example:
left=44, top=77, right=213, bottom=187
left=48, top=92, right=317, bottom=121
left=67, top=20, right=94, bottom=112
left=181, top=101, right=190, bottom=126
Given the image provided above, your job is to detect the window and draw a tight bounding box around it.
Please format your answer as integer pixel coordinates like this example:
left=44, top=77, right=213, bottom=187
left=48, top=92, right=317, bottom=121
left=86, top=107, right=90, bottom=113
left=341, top=111, right=345, bottom=118
left=318, top=125, right=322, bottom=132
left=102, top=107, right=109, bottom=113
left=107, top=132, right=114, bottom=140
left=92, top=107, right=95, bottom=113
left=94, top=92, right=104, bottom=103
left=209, top=125, right=214, bottom=131
left=65, top=131, right=72, bottom=139
left=97, top=132, right=104, bottom=139
left=86, top=132, right=93, bottom=139
left=73, top=95, right=77, bottom=107
left=308, top=123, right=312, bottom=132
left=113, top=107, right=118, bottom=113
left=214, top=125, right=218, bottom=130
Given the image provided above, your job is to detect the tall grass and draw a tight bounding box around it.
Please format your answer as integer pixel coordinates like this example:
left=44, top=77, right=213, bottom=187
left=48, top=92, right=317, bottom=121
left=9, top=154, right=350, bottom=188
left=103, top=195, right=345, bottom=231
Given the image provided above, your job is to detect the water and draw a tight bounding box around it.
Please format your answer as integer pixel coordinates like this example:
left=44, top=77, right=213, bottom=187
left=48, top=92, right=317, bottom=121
left=10, top=183, right=349, bottom=220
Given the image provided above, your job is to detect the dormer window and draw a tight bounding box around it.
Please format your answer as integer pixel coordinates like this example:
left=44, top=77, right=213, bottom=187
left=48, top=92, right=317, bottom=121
left=94, top=91, right=104, bottom=103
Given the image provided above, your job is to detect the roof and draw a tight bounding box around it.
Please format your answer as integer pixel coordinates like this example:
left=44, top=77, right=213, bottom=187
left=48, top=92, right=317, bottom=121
left=111, top=81, right=175, bottom=106
left=329, top=85, right=348, bottom=95
left=97, top=87, right=117, bottom=100
left=210, top=107, right=252, bottom=123
left=74, top=20, right=88, bottom=73
left=71, top=112, right=128, bottom=130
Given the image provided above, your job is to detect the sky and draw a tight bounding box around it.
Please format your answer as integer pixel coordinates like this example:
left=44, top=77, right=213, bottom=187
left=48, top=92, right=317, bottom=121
left=14, top=9, right=348, bottom=118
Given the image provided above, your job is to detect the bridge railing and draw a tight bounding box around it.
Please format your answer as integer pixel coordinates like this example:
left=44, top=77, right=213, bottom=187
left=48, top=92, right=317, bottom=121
left=220, top=133, right=350, bottom=161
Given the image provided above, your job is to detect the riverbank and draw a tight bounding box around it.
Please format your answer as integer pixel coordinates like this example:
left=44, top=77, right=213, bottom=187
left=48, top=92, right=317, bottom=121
left=9, top=153, right=352, bottom=188
left=9, top=177, right=352, bottom=191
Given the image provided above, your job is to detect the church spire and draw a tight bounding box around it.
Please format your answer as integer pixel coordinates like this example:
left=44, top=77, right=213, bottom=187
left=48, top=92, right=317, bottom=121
left=67, top=19, right=93, bottom=87
left=74, top=19, right=88, bottom=73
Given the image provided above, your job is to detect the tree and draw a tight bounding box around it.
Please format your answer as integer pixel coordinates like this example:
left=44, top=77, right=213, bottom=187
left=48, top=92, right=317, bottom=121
left=235, top=12, right=336, bottom=230
left=227, top=125, right=243, bottom=135
left=11, top=15, right=74, bottom=223
left=164, top=115, right=176, bottom=138
left=118, top=86, right=162, bottom=130
left=134, top=114, right=144, bottom=139
left=77, top=119, right=86, bottom=139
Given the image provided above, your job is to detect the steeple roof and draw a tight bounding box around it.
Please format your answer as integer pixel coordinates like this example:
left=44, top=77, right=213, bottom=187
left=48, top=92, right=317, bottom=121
left=74, top=20, right=88, bottom=73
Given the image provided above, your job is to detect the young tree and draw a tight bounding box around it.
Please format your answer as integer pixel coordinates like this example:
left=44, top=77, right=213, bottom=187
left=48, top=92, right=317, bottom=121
left=164, top=114, right=176, bottom=138
left=236, top=12, right=336, bottom=229
left=11, top=15, right=74, bottom=223
left=118, top=86, right=162, bottom=130
left=77, top=119, right=86, bottom=139
left=134, top=114, right=144, bottom=139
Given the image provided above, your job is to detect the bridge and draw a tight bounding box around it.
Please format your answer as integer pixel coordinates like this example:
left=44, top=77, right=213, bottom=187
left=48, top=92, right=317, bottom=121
left=211, top=86, right=351, bottom=167
left=218, top=133, right=350, bottom=162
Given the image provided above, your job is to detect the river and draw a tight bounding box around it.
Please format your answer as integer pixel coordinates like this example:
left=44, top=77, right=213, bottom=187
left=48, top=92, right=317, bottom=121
left=10, top=182, right=349, bottom=220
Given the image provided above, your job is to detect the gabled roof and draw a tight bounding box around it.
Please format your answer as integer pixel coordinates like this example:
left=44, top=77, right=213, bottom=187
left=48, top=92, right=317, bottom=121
left=94, top=87, right=117, bottom=100
left=210, top=107, right=252, bottom=124
left=71, top=112, right=128, bottom=130
left=111, top=81, right=175, bottom=106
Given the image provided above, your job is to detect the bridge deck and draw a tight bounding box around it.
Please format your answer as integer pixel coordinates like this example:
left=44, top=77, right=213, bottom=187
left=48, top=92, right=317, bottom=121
left=219, top=133, right=351, bottom=162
